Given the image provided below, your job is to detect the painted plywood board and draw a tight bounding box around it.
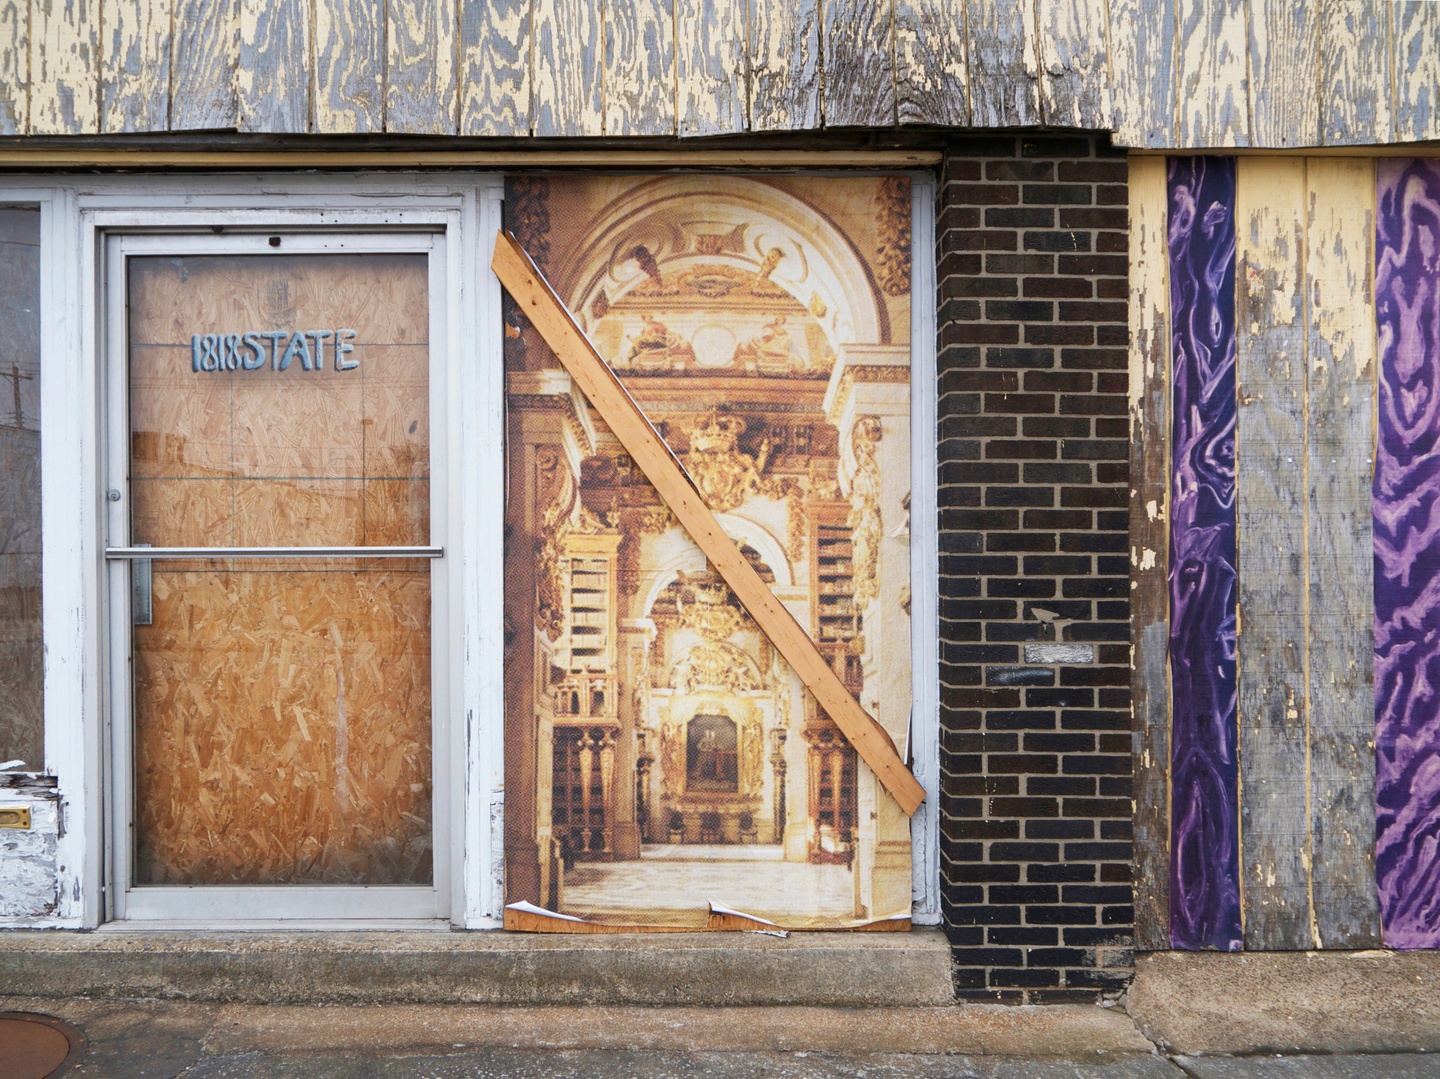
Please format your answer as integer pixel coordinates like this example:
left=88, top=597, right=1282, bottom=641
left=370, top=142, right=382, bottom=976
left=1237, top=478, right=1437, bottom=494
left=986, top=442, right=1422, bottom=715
left=313, top=0, right=383, bottom=133
left=893, top=0, right=968, bottom=126
left=1128, top=155, right=1171, bottom=951
left=459, top=0, right=531, bottom=136
left=1174, top=0, right=1249, bottom=147
left=236, top=0, right=310, bottom=133
left=1320, top=0, right=1393, bottom=146
left=533, top=0, right=602, bottom=137
left=169, top=0, right=239, bottom=130
left=101, top=0, right=171, bottom=131
left=1392, top=1, right=1440, bottom=144
left=748, top=0, right=820, bottom=131
left=1109, top=0, right=1175, bottom=146
left=1247, top=0, right=1319, bottom=147
left=964, top=0, right=1041, bottom=127
left=675, top=0, right=745, bottom=136
left=386, top=0, right=457, bottom=134
left=823, top=0, right=895, bottom=127
left=0, top=0, right=25, bottom=132
left=1305, top=156, right=1381, bottom=948
left=29, top=0, right=99, bottom=134
left=1234, top=157, right=1312, bottom=950
left=1036, top=0, right=1112, bottom=130
left=603, top=0, right=675, bottom=136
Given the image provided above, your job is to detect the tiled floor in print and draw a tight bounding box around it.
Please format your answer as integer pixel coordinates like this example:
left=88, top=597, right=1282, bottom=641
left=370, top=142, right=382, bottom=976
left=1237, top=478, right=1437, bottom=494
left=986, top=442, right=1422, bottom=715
left=558, top=844, right=859, bottom=925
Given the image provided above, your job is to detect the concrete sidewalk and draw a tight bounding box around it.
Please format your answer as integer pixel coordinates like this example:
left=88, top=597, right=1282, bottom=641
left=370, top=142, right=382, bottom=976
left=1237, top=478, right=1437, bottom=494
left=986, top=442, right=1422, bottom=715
left=4, top=997, right=1439, bottom=1078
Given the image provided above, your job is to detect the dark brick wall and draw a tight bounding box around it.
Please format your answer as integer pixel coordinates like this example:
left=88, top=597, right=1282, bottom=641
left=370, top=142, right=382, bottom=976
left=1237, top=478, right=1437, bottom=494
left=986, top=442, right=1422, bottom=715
left=935, top=134, right=1133, bottom=1003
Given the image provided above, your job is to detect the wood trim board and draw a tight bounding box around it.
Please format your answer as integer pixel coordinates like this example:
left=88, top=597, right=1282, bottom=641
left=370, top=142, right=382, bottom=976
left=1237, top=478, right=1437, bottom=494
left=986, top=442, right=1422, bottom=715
left=490, top=229, right=926, bottom=817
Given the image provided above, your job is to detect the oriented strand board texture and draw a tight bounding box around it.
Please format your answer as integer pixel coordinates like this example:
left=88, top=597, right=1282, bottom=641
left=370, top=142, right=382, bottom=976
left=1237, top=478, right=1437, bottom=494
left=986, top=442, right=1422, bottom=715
left=3, top=0, right=1437, bottom=144
left=126, top=252, right=434, bottom=886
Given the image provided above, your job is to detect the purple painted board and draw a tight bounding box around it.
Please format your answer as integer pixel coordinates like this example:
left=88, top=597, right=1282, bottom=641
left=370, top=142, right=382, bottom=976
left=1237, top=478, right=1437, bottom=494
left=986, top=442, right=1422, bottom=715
left=1167, top=156, right=1242, bottom=952
left=1375, top=158, right=1440, bottom=950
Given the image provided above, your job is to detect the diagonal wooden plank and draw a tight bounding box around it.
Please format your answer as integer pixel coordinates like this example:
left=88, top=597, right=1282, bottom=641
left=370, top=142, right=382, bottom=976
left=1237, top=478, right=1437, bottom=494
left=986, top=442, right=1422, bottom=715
left=492, top=231, right=925, bottom=817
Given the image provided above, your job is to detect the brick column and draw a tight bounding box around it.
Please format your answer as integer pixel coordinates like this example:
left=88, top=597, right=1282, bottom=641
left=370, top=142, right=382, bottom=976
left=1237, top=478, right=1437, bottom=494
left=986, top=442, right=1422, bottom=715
left=934, top=134, right=1133, bottom=1002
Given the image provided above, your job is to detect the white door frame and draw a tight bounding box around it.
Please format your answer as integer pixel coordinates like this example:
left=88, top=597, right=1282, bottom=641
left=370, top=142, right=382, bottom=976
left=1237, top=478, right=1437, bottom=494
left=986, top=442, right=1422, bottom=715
left=104, top=229, right=454, bottom=922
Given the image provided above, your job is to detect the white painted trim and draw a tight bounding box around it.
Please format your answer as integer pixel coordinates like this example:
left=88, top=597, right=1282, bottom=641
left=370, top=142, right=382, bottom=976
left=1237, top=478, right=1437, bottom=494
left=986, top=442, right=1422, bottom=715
left=909, top=175, right=942, bottom=925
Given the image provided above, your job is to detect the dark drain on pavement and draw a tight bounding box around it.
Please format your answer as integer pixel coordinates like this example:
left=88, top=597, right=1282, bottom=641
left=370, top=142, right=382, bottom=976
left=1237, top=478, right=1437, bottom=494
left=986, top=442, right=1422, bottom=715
left=0, top=1012, right=85, bottom=1079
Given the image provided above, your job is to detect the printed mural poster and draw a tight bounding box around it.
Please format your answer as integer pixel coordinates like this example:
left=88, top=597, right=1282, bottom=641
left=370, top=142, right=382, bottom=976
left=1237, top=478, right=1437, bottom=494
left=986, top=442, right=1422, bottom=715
left=502, top=174, right=914, bottom=928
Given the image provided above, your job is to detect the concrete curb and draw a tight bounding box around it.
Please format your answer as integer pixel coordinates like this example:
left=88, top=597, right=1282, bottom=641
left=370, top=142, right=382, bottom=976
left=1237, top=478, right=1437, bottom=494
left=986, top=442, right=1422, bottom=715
left=0, top=929, right=955, bottom=1006
left=1128, top=949, right=1440, bottom=1054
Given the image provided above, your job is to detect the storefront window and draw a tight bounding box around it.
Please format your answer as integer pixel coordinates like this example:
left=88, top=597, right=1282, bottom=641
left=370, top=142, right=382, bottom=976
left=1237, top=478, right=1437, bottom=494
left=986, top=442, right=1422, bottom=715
left=0, top=207, right=41, bottom=770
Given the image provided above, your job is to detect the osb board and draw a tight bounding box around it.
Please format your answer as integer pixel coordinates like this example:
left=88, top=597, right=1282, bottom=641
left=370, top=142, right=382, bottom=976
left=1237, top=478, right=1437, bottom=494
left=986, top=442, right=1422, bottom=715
left=127, top=254, right=429, bottom=549
left=133, top=565, right=433, bottom=885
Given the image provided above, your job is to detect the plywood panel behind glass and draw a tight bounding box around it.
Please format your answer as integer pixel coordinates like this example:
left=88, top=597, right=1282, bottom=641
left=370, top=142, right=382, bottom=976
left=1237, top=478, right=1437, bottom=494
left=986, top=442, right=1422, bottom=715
left=127, top=252, right=432, bottom=885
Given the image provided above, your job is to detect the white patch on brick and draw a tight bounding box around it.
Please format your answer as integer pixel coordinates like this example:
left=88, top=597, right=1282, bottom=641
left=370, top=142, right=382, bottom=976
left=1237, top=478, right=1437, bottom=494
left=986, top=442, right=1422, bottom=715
left=1024, top=644, right=1095, bottom=664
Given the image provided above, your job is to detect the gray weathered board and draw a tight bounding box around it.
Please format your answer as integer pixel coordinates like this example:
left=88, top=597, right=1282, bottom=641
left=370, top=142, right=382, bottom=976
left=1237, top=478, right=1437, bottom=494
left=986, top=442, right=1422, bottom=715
left=0, top=0, right=1433, bottom=145
left=1131, top=157, right=1386, bottom=950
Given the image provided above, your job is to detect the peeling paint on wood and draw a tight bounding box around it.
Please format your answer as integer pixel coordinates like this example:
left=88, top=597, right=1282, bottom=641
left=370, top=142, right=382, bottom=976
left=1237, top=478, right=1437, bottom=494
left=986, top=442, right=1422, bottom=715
left=313, top=0, right=383, bottom=133
left=748, top=0, right=820, bottom=132
left=532, top=0, right=602, bottom=137
left=604, top=0, right=675, bottom=136
left=675, top=0, right=745, bottom=137
left=1247, top=0, right=1318, bottom=147
left=823, top=0, right=895, bottom=127
left=964, top=0, right=1041, bottom=128
left=386, top=0, right=457, bottom=134
left=0, top=0, right=25, bottom=151
left=1037, top=0, right=1112, bottom=130
left=169, top=0, right=239, bottom=130
left=29, top=0, right=100, bottom=134
left=235, top=0, right=310, bottom=133
left=1392, top=1, right=1439, bottom=144
left=1304, top=156, right=1381, bottom=948
left=102, top=0, right=173, bottom=132
left=1320, top=0, right=1393, bottom=147
left=460, top=0, right=530, bottom=136
left=1174, top=0, right=1249, bottom=147
left=894, top=0, right=968, bottom=127
left=1109, top=0, right=1175, bottom=146
left=1129, top=155, right=1171, bottom=951
left=1235, top=156, right=1312, bottom=950
left=0, top=794, right=58, bottom=918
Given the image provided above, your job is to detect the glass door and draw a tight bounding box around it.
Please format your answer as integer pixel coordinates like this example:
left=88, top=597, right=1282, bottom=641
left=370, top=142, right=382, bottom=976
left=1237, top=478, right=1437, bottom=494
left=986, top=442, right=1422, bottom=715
left=105, top=232, right=450, bottom=921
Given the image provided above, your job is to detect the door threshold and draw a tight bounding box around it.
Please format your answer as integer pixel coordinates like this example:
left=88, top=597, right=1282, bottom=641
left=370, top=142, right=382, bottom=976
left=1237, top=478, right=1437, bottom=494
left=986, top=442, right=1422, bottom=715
left=95, top=919, right=454, bottom=933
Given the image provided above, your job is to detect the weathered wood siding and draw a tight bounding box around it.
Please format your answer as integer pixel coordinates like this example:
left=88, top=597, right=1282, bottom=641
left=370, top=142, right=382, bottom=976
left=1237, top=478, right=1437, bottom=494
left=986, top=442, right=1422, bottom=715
left=1130, top=154, right=1386, bottom=949
left=0, top=0, right=1433, bottom=145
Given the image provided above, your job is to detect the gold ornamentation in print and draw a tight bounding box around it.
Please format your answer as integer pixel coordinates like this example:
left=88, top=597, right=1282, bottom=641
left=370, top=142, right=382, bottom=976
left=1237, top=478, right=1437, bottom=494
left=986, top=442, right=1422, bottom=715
left=676, top=573, right=745, bottom=642
left=682, top=412, right=771, bottom=512
left=510, top=177, right=551, bottom=271
left=848, top=416, right=883, bottom=607
left=671, top=641, right=761, bottom=694
left=534, top=446, right=576, bottom=641
left=874, top=176, right=911, bottom=297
